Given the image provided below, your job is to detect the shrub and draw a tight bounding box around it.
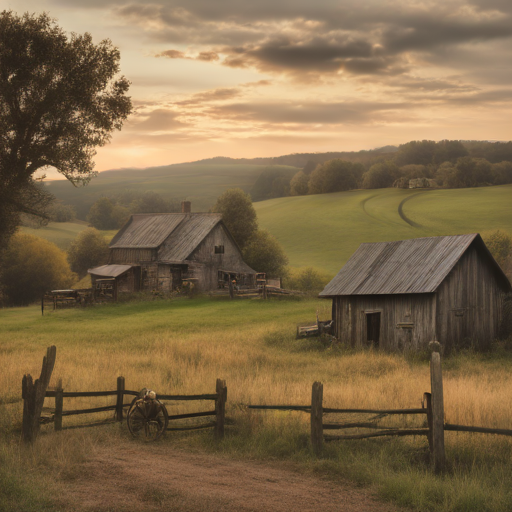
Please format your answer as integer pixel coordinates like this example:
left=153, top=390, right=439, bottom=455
left=67, top=228, right=110, bottom=278
left=285, top=267, right=332, bottom=294
left=243, top=229, right=288, bottom=278
left=0, top=233, right=76, bottom=305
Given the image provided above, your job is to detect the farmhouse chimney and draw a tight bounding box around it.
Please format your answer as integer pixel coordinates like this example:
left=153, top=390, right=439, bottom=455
left=181, top=201, right=191, bottom=213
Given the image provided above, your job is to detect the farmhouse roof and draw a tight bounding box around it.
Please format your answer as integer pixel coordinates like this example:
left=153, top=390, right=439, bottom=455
left=109, top=213, right=225, bottom=250
left=88, top=264, right=133, bottom=278
left=158, top=214, right=222, bottom=261
left=319, top=234, right=511, bottom=297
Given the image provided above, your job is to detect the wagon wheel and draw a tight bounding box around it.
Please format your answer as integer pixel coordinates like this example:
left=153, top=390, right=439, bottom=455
left=127, top=398, right=168, bottom=441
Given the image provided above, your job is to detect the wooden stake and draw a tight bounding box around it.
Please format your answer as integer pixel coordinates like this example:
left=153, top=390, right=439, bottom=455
left=430, top=350, right=446, bottom=473
left=215, top=379, right=227, bottom=439
left=311, top=381, right=323, bottom=456
left=55, top=379, right=63, bottom=431
left=116, top=376, right=125, bottom=422
left=22, top=346, right=57, bottom=443
left=423, top=392, right=433, bottom=454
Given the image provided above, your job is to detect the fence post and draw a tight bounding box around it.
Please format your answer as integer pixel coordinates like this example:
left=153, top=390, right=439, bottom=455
left=430, top=347, right=446, bottom=473
left=423, top=392, right=433, bottom=454
left=311, top=381, right=323, bottom=456
left=22, top=346, right=57, bottom=443
left=54, top=379, right=63, bottom=431
left=215, top=378, right=227, bottom=439
left=116, top=376, right=125, bottom=422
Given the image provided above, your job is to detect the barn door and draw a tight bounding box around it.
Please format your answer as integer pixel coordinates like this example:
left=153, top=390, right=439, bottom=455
left=366, top=312, right=381, bottom=347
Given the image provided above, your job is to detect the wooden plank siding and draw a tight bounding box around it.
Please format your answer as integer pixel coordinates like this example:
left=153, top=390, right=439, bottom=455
left=188, top=224, right=252, bottom=291
left=332, top=294, right=436, bottom=351
left=436, top=245, right=508, bottom=352
left=110, top=248, right=155, bottom=264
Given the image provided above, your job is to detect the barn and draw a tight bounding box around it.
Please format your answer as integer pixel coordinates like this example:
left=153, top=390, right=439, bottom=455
left=88, top=203, right=256, bottom=294
left=319, top=234, right=511, bottom=352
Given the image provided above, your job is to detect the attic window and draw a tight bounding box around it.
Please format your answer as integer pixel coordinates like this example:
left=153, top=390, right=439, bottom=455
left=215, top=245, right=224, bottom=254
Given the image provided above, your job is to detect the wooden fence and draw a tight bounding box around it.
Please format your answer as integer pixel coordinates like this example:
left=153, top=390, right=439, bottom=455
left=248, top=347, right=512, bottom=473
left=22, top=346, right=512, bottom=473
left=41, top=378, right=227, bottom=439
left=22, top=350, right=227, bottom=442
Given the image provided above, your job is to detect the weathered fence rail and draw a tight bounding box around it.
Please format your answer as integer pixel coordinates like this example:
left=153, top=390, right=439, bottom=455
left=22, top=352, right=227, bottom=440
left=22, top=346, right=512, bottom=473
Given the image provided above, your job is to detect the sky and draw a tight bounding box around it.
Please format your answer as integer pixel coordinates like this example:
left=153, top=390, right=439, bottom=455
left=3, top=0, right=512, bottom=177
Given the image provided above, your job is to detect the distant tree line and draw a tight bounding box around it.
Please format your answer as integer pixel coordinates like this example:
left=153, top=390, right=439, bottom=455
left=86, top=191, right=181, bottom=230
left=250, top=140, right=512, bottom=199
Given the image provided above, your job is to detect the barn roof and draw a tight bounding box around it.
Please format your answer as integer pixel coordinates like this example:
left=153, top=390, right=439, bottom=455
left=88, top=264, right=133, bottom=278
left=158, top=214, right=223, bottom=261
left=109, top=214, right=189, bottom=249
left=319, top=234, right=510, bottom=297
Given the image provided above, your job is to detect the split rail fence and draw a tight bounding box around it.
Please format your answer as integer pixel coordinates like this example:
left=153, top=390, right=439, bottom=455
left=22, top=346, right=512, bottom=473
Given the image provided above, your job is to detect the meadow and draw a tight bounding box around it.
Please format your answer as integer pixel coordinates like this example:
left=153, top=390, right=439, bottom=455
left=1, top=297, right=512, bottom=512
left=255, top=184, right=512, bottom=274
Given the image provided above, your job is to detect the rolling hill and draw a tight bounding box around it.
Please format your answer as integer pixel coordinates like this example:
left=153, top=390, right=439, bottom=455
left=46, top=163, right=300, bottom=219
left=254, top=184, right=512, bottom=275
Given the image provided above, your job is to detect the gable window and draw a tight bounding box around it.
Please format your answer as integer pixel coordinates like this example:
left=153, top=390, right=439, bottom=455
left=215, top=245, right=224, bottom=254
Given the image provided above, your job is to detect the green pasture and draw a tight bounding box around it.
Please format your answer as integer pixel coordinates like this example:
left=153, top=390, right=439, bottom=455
left=255, top=184, right=512, bottom=275
left=20, top=221, right=89, bottom=250
left=20, top=223, right=116, bottom=250
left=47, top=163, right=299, bottom=219
left=2, top=298, right=512, bottom=512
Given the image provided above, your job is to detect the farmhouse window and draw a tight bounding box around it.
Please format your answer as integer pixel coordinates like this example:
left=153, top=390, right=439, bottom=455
left=215, top=245, right=225, bottom=254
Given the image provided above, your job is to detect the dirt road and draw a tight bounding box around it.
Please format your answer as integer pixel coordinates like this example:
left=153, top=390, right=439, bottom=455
left=64, top=444, right=403, bottom=512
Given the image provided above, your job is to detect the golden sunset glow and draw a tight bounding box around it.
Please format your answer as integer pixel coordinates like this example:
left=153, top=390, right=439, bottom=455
left=5, top=0, right=512, bottom=176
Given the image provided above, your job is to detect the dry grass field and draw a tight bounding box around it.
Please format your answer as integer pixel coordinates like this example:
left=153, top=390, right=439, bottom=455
left=1, top=297, right=512, bottom=511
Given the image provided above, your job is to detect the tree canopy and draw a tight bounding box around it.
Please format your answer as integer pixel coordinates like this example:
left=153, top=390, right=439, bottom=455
left=67, top=228, right=109, bottom=277
left=243, top=229, right=289, bottom=278
left=308, top=159, right=362, bottom=194
left=1, top=233, right=75, bottom=305
left=0, top=11, right=131, bottom=249
left=212, top=189, right=258, bottom=250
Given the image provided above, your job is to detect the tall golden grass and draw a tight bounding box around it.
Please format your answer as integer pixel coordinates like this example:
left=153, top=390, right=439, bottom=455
left=1, top=297, right=512, bottom=511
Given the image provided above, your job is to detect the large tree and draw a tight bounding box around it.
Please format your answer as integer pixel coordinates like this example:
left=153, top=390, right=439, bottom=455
left=212, top=189, right=258, bottom=250
left=0, top=11, right=132, bottom=249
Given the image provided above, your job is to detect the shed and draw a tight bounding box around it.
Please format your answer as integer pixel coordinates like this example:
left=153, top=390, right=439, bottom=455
left=319, top=234, right=511, bottom=352
left=95, top=209, right=256, bottom=294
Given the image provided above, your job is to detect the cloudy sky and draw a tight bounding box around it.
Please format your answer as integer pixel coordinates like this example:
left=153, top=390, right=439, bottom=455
left=4, top=0, right=512, bottom=174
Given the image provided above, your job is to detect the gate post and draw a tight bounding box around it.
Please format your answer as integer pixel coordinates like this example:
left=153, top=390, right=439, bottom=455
left=54, top=379, right=63, bottom=431
left=215, top=379, right=227, bottom=439
left=116, top=376, right=125, bottom=422
left=22, top=346, right=57, bottom=443
left=311, top=381, right=323, bottom=456
left=430, top=346, right=446, bottom=473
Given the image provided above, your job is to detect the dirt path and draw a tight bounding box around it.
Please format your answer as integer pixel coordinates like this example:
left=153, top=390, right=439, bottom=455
left=64, top=444, right=403, bottom=512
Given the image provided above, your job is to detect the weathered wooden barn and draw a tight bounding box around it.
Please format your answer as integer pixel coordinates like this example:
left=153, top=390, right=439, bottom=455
left=88, top=208, right=256, bottom=294
left=319, top=234, right=511, bottom=352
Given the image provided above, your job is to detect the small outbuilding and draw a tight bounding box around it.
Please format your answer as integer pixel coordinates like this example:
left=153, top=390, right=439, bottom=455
left=89, top=205, right=256, bottom=295
left=319, top=234, right=511, bottom=352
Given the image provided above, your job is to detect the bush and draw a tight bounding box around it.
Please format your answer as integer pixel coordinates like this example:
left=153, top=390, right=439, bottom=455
left=0, top=233, right=76, bottom=305
left=284, top=267, right=332, bottom=294
left=67, top=228, right=110, bottom=278
left=243, top=229, right=289, bottom=277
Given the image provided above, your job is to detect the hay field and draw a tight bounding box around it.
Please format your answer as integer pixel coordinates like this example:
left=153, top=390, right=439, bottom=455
left=255, top=184, right=512, bottom=274
left=1, top=298, right=512, bottom=511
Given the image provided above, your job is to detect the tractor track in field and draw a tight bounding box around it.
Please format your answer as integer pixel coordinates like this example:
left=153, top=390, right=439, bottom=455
left=62, top=444, right=404, bottom=512
left=397, top=193, right=424, bottom=229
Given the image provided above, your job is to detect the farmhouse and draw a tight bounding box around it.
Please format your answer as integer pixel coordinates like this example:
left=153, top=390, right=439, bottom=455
left=319, top=234, right=511, bottom=352
left=88, top=203, right=256, bottom=294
